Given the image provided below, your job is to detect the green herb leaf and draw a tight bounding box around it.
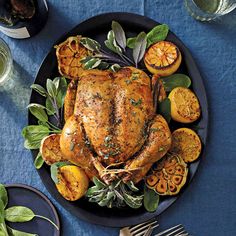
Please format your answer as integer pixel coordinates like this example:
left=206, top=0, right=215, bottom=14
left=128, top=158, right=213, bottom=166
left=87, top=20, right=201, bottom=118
left=45, top=97, right=56, bottom=115
left=126, top=37, right=136, bottom=49
left=86, top=186, right=101, bottom=197
left=27, top=104, right=48, bottom=122
left=30, top=84, right=48, bottom=97
left=83, top=58, right=102, bottom=70
left=105, top=30, right=122, bottom=55
left=133, top=32, right=147, bottom=67
left=80, top=37, right=101, bottom=52
left=7, top=226, right=37, bottom=236
left=0, top=200, right=5, bottom=223
left=112, top=21, right=126, bottom=51
left=146, top=24, right=169, bottom=48
left=93, top=177, right=107, bottom=188
left=5, top=206, right=34, bottom=222
left=158, top=98, right=171, bottom=123
left=34, top=152, right=44, bottom=169
left=126, top=181, right=139, bottom=192
left=22, top=125, right=49, bottom=150
left=0, top=184, right=8, bottom=209
left=50, top=162, right=71, bottom=184
left=144, top=186, right=159, bottom=212
left=123, top=192, right=143, bottom=209
left=161, top=74, right=191, bottom=92
left=130, top=98, right=142, bottom=106
left=55, top=77, right=67, bottom=108
left=109, top=64, right=120, bottom=72
left=46, top=79, right=57, bottom=98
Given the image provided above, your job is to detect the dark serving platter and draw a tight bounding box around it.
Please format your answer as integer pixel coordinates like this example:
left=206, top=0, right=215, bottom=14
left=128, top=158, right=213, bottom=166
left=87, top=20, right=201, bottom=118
left=29, top=12, right=209, bottom=227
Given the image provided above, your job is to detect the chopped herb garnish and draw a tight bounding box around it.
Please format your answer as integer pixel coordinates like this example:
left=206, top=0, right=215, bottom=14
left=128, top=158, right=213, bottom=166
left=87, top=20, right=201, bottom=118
left=159, top=147, right=164, bottom=152
left=70, top=142, right=75, bottom=151
left=130, top=98, right=142, bottom=106
left=150, top=128, right=160, bottom=133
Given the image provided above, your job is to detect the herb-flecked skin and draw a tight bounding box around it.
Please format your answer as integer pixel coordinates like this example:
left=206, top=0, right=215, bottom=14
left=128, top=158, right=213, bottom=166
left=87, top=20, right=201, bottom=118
left=60, top=66, right=171, bottom=184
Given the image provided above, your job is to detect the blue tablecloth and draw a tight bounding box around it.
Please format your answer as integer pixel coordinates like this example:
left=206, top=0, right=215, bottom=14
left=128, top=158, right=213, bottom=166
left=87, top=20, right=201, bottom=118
left=0, top=1, right=236, bottom=235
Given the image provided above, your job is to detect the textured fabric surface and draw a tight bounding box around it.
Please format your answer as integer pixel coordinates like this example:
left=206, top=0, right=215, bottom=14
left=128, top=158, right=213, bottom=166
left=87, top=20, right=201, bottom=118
left=0, top=1, right=236, bottom=235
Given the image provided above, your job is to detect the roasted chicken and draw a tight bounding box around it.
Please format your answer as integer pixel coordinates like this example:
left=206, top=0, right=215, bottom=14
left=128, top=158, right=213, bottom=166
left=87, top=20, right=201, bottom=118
left=59, top=66, right=172, bottom=184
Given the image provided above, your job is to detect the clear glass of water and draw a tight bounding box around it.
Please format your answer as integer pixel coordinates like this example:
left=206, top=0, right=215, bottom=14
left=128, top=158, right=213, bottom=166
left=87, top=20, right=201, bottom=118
left=0, top=38, right=13, bottom=85
left=185, top=0, right=236, bottom=21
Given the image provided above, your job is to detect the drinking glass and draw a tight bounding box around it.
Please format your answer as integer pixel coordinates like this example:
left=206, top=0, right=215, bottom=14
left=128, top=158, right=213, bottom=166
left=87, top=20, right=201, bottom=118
left=185, top=0, right=236, bottom=21
left=0, top=38, right=13, bottom=85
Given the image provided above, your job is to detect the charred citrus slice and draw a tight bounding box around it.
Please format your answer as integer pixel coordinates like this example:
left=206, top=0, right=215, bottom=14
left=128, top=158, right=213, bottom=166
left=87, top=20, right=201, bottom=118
left=40, top=134, right=66, bottom=165
left=146, top=154, right=188, bottom=196
left=56, top=165, right=89, bottom=201
left=55, top=36, right=90, bottom=79
left=144, top=41, right=182, bottom=76
left=170, top=128, right=202, bottom=163
left=168, top=87, right=201, bottom=123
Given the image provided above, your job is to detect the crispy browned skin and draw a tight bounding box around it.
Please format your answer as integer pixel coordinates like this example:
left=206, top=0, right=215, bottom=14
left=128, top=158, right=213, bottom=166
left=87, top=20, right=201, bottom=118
left=74, top=67, right=154, bottom=165
left=122, top=115, right=172, bottom=183
left=64, top=80, right=78, bottom=121
left=60, top=115, right=98, bottom=179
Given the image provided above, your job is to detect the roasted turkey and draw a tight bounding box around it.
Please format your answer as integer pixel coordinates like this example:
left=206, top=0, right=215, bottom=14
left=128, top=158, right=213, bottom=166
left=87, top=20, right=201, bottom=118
left=59, top=66, right=172, bottom=184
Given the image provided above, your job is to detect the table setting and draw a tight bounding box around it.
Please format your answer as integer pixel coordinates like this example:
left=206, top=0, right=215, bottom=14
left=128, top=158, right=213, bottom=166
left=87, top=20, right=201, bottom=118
left=0, top=0, right=236, bottom=236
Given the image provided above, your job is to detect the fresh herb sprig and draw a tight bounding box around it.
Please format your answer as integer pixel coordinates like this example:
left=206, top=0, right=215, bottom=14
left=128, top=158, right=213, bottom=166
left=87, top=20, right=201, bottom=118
left=80, top=21, right=169, bottom=70
left=0, top=184, right=59, bottom=236
left=86, top=177, right=143, bottom=209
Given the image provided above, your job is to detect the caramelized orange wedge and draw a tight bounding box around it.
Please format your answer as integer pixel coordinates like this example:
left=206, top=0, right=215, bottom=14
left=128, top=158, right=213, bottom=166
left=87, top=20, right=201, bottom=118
left=144, top=41, right=182, bottom=76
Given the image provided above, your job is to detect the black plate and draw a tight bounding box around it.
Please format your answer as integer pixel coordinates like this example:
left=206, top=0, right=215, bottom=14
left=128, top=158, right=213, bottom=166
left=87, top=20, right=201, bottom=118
left=5, top=184, right=60, bottom=235
left=29, top=13, right=209, bottom=227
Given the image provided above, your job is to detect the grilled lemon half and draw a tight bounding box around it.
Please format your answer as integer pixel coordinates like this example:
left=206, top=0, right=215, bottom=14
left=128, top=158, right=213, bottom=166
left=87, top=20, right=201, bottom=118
left=170, top=128, right=202, bottom=163
left=55, top=36, right=90, bottom=79
left=168, top=87, right=201, bottom=123
left=144, top=41, right=182, bottom=76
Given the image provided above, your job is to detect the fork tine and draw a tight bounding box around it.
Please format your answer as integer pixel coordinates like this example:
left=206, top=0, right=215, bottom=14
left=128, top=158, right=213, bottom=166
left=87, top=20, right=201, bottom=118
left=154, top=224, right=183, bottom=236
left=129, top=220, right=157, bottom=232
left=133, top=221, right=158, bottom=234
left=166, top=226, right=185, bottom=236
left=144, top=226, right=153, bottom=236
left=175, top=230, right=189, bottom=236
left=135, top=223, right=159, bottom=236
left=131, top=221, right=158, bottom=235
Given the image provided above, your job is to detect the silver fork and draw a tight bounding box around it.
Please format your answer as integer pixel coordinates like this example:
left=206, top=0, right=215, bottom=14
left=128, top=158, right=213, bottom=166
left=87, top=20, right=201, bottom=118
left=154, top=224, right=189, bottom=236
left=119, top=219, right=159, bottom=236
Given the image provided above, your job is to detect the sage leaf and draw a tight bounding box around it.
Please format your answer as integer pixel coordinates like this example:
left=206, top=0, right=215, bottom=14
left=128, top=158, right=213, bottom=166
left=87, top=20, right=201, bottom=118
left=46, top=79, right=57, bottom=98
left=123, top=192, right=143, bottom=209
left=0, top=184, right=8, bottom=209
left=80, top=37, right=101, bottom=52
left=34, top=152, right=44, bottom=169
left=50, top=162, right=71, bottom=184
left=112, top=21, right=126, bottom=51
left=30, top=84, right=47, bottom=97
left=161, top=74, right=191, bottom=92
left=22, top=125, right=49, bottom=149
left=133, top=32, right=147, bottom=67
left=83, top=58, right=101, bottom=70
left=85, top=186, right=100, bottom=197
left=93, top=177, right=106, bottom=188
left=109, top=64, right=120, bottom=72
left=97, top=61, right=109, bottom=70
left=126, top=37, right=136, bottom=49
left=5, top=206, right=34, bottom=222
left=27, top=104, right=48, bottom=122
left=126, top=181, right=139, bottom=192
left=56, top=77, right=67, bottom=108
left=7, top=226, right=37, bottom=236
left=105, top=30, right=122, bottom=54
left=0, top=200, right=4, bottom=223
left=158, top=98, right=171, bottom=123
left=45, top=97, right=56, bottom=115
left=144, top=186, right=159, bottom=212
left=146, top=24, right=169, bottom=48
